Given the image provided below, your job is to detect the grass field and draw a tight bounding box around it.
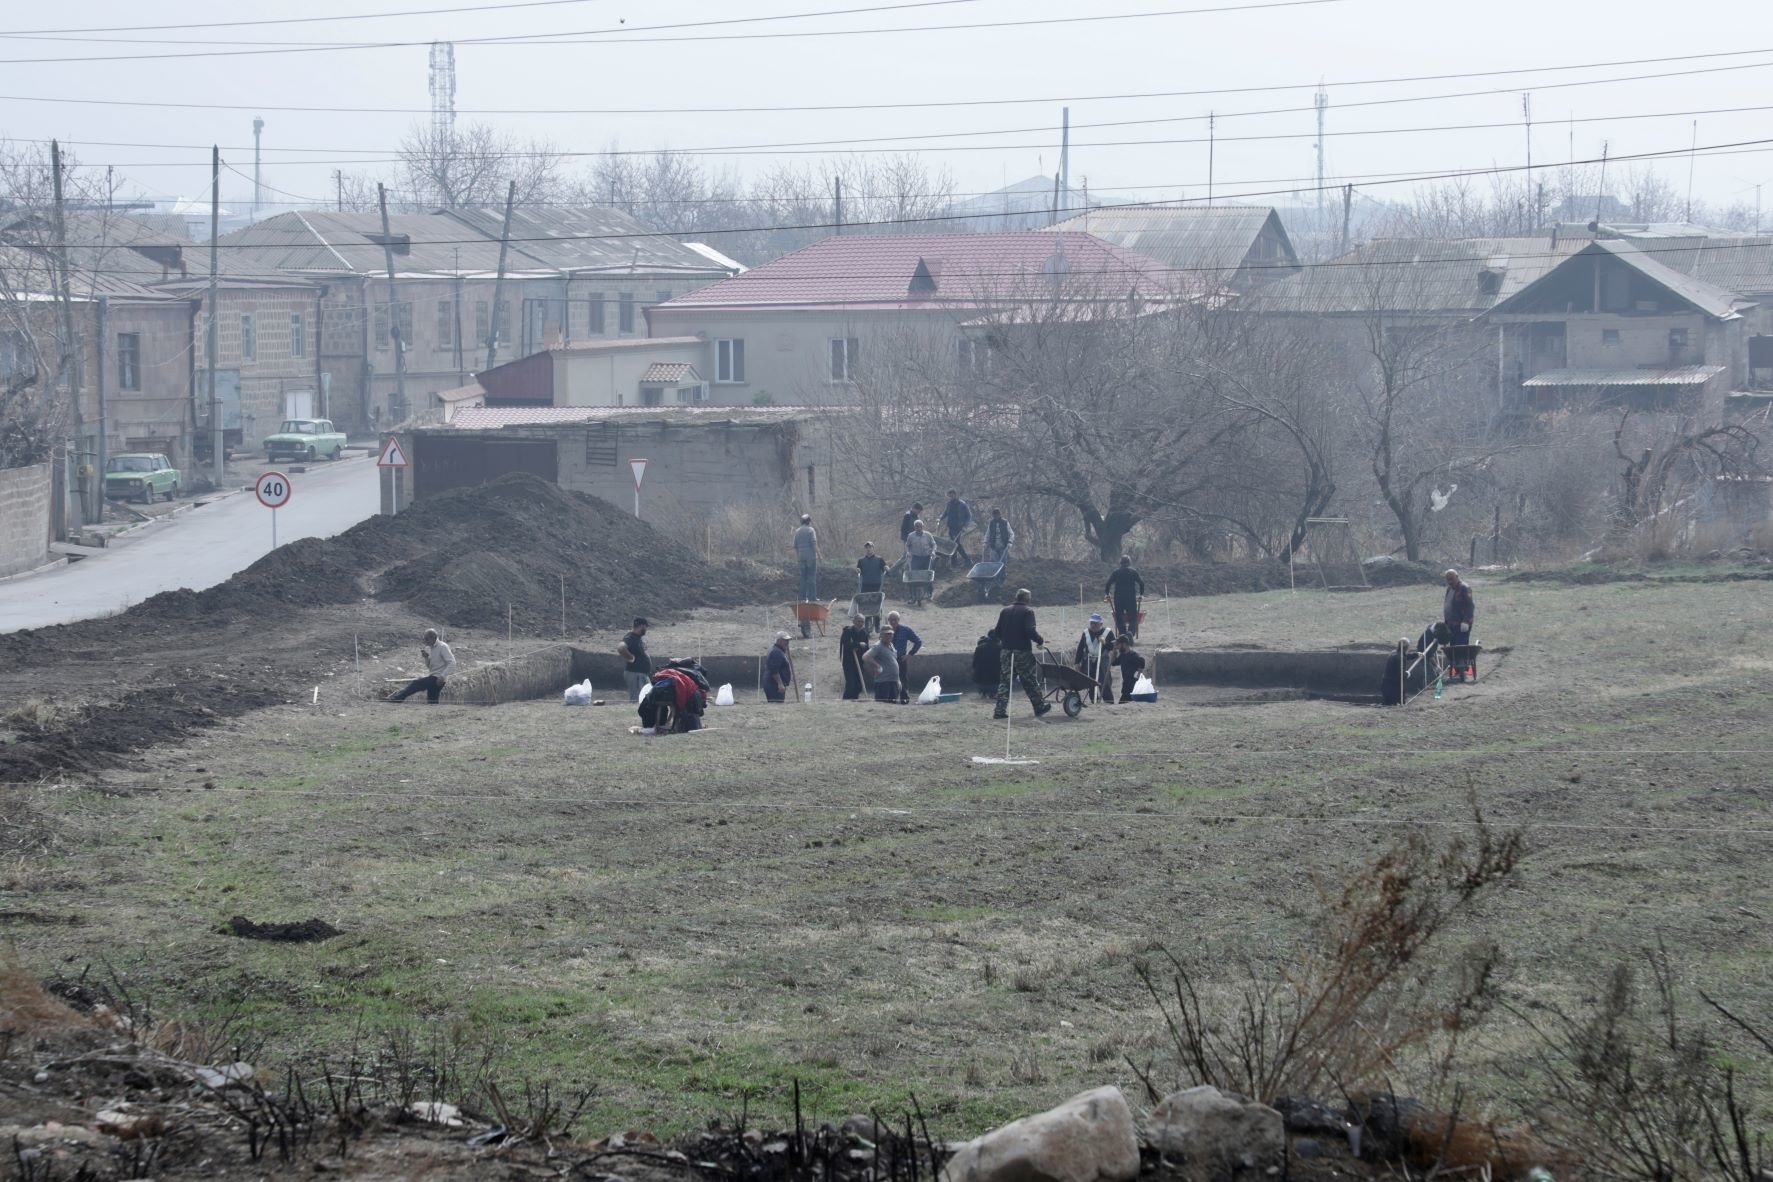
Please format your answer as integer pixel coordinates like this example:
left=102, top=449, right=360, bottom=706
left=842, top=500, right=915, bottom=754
left=4, top=573, right=1770, bottom=1138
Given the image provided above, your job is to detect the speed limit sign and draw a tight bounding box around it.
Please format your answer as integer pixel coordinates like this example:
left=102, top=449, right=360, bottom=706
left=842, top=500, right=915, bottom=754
left=255, top=470, right=292, bottom=508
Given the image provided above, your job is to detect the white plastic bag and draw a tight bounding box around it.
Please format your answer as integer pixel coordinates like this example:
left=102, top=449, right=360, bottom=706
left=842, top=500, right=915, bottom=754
left=636, top=680, right=652, bottom=705
left=562, top=678, right=593, bottom=705
left=916, top=676, right=943, bottom=705
left=714, top=683, right=735, bottom=707
left=1132, top=674, right=1157, bottom=698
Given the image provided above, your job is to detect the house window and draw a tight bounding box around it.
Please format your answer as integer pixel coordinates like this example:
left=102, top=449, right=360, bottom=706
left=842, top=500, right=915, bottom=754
left=374, top=303, right=389, bottom=348
left=676, top=383, right=708, bottom=404
left=586, top=294, right=605, bottom=335
left=1601, top=329, right=1620, bottom=347
left=240, top=314, right=256, bottom=362
left=1669, top=328, right=1689, bottom=351
left=395, top=302, right=412, bottom=349
left=291, top=312, right=306, bottom=358
left=474, top=301, right=488, bottom=343
left=829, top=336, right=859, bottom=382
left=117, top=333, right=140, bottom=391
left=490, top=299, right=507, bottom=349
left=716, top=338, right=746, bottom=383
left=958, top=338, right=992, bottom=375
left=437, top=300, right=453, bottom=349
left=618, top=292, right=635, bottom=334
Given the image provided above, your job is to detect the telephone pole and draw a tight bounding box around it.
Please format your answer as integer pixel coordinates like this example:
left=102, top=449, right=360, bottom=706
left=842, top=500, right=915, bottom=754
left=208, top=146, right=222, bottom=486
left=1521, top=93, right=1533, bottom=232
left=485, top=180, right=516, bottom=371
left=377, top=184, right=408, bottom=422
left=251, top=117, right=264, bottom=217
left=1059, top=106, right=1070, bottom=212
left=1313, top=87, right=1329, bottom=235
left=1207, top=112, right=1216, bottom=204
left=833, top=176, right=843, bottom=234
left=49, top=140, right=87, bottom=523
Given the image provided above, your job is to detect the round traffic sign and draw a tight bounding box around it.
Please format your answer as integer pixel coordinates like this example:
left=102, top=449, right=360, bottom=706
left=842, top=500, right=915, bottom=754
left=255, top=470, right=292, bottom=509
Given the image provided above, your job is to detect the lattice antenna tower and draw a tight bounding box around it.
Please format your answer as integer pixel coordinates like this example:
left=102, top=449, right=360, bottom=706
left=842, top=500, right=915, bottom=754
left=429, top=41, right=457, bottom=142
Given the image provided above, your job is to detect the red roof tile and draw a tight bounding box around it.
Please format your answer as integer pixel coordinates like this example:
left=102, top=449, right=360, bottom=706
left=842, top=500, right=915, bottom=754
left=654, top=232, right=1174, bottom=312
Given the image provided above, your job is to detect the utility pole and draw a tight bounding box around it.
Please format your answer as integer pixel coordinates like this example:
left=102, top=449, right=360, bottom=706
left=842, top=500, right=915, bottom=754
left=485, top=180, right=516, bottom=371
left=1339, top=183, right=1354, bottom=254
left=1521, top=93, right=1533, bottom=233
left=1059, top=106, right=1070, bottom=211
left=1685, top=120, right=1698, bottom=223
left=252, top=117, right=264, bottom=217
left=95, top=295, right=108, bottom=523
left=1207, top=112, right=1216, bottom=204
left=1313, top=87, right=1328, bottom=236
left=377, top=183, right=407, bottom=422
left=834, top=176, right=843, bottom=234
left=49, top=140, right=87, bottom=524
left=453, top=249, right=465, bottom=386
left=208, top=145, right=222, bottom=486
left=335, top=170, right=344, bottom=212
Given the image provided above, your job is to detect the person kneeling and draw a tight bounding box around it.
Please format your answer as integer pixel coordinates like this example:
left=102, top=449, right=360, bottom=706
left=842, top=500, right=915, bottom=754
left=637, top=659, right=711, bottom=735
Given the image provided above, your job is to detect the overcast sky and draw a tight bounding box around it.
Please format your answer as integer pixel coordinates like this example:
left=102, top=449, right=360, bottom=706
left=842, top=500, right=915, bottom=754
left=5, top=0, right=1773, bottom=222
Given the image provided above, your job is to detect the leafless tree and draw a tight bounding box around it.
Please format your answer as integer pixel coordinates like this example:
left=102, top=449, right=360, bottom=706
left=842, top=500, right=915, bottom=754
left=1610, top=408, right=1765, bottom=536
left=398, top=121, right=566, bottom=210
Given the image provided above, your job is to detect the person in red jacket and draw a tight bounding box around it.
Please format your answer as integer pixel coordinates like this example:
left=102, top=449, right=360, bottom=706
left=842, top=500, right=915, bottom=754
left=637, top=660, right=710, bottom=734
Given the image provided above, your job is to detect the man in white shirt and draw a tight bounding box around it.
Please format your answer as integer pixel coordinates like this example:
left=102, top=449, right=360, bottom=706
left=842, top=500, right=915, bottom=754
left=389, top=629, right=456, bottom=703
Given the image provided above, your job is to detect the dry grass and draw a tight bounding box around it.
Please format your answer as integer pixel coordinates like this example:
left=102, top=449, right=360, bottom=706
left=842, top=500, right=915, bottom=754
left=3, top=694, right=71, bottom=731
left=0, top=955, right=89, bottom=1040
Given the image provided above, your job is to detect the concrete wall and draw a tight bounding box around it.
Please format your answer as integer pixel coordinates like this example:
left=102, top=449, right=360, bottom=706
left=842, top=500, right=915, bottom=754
left=195, top=285, right=323, bottom=450
left=553, top=420, right=827, bottom=524
left=0, top=462, right=51, bottom=578
left=554, top=341, right=707, bottom=406
left=647, top=306, right=979, bottom=405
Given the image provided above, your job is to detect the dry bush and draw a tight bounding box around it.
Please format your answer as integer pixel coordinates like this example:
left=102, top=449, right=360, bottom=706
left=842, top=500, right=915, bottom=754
left=1132, top=801, right=1523, bottom=1104
left=3, top=695, right=70, bottom=731
left=1510, top=945, right=1770, bottom=1182
left=0, top=956, right=90, bottom=1043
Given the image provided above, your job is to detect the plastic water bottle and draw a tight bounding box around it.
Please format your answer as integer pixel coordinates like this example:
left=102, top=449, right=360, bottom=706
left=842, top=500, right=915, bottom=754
left=1433, top=672, right=1445, bottom=699
left=802, top=682, right=813, bottom=704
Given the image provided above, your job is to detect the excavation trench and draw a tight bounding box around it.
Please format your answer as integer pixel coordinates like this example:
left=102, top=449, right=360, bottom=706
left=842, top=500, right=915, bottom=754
left=441, top=646, right=1392, bottom=707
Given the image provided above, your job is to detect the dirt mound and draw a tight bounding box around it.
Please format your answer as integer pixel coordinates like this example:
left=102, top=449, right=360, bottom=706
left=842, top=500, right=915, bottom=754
left=226, top=915, right=339, bottom=942
left=933, top=558, right=1294, bottom=608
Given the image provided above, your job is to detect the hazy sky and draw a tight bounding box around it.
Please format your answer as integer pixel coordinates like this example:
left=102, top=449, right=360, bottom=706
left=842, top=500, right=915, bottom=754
left=5, top=0, right=1773, bottom=221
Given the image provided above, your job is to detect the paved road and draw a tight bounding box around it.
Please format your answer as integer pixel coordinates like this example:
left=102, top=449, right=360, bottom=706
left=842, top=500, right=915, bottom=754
left=0, top=457, right=382, bottom=634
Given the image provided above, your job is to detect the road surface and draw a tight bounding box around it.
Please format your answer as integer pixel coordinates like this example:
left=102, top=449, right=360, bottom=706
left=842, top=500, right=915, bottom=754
left=0, top=457, right=381, bottom=634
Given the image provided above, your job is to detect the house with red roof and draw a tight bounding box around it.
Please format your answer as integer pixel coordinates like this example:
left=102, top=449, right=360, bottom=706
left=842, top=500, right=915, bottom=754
left=645, top=232, right=1173, bottom=405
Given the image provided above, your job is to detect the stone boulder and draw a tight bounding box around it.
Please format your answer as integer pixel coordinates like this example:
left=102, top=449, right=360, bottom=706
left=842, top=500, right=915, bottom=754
left=940, top=1086, right=1139, bottom=1182
left=1149, top=1085, right=1285, bottom=1178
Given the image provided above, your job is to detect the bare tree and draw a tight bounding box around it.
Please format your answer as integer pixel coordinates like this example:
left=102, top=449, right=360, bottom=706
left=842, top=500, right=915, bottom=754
left=1610, top=409, right=1765, bottom=536
left=398, top=121, right=565, bottom=210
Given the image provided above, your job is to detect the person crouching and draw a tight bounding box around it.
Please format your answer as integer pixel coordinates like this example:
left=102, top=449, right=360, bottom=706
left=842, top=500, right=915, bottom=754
left=638, top=659, right=711, bottom=734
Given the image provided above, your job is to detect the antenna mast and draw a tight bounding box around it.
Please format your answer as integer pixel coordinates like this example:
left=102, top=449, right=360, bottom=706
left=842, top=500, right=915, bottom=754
left=429, top=41, right=457, bottom=143
left=1313, top=86, right=1329, bottom=234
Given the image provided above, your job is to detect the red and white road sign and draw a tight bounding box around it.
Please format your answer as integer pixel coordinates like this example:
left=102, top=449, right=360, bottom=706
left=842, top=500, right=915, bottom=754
left=255, top=470, right=292, bottom=509
left=629, top=458, right=648, bottom=489
left=376, top=436, right=408, bottom=468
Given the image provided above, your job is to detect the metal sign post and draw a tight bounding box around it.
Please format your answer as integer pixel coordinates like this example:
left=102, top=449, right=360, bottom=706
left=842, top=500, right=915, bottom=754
left=255, top=469, right=292, bottom=548
left=629, top=457, right=648, bottom=518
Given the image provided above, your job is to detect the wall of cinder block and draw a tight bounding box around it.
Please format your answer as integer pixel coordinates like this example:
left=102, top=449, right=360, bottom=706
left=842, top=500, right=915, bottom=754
left=0, top=462, right=51, bottom=578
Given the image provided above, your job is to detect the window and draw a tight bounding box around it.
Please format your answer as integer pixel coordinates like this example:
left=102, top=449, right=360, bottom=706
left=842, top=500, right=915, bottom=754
left=437, top=300, right=453, bottom=349
left=958, top=338, right=992, bottom=375
left=676, top=383, right=708, bottom=404
left=291, top=312, right=306, bottom=359
left=829, top=336, right=859, bottom=382
left=474, top=301, right=488, bottom=343
left=117, top=333, right=140, bottom=390
left=394, top=302, right=413, bottom=349
left=374, top=302, right=389, bottom=348
left=1669, top=328, right=1689, bottom=351
left=586, top=293, right=605, bottom=335
left=618, top=292, right=635, bottom=334
left=1601, top=329, right=1620, bottom=347
left=716, top=338, right=746, bottom=383
left=240, top=314, right=256, bottom=362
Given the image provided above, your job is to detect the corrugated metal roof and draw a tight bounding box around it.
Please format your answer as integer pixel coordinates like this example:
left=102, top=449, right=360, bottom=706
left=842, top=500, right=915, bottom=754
left=1258, top=237, right=1577, bottom=315
left=442, top=206, right=730, bottom=277
left=638, top=362, right=697, bottom=384
left=444, top=405, right=812, bottom=430
left=654, top=232, right=1171, bottom=311
left=1487, top=240, right=1749, bottom=321
left=552, top=336, right=704, bottom=353
left=1521, top=365, right=1725, bottom=388
left=1043, top=205, right=1299, bottom=279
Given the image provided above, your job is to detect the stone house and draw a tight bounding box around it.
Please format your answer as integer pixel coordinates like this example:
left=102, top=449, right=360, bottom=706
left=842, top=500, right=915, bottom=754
left=213, top=207, right=734, bottom=431
left=645, top=232, right=1172, bottom=405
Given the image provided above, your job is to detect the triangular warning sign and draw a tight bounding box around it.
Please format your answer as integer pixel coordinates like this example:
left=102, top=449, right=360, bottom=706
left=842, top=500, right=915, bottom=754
left=376, top=436, right=408, bottom=468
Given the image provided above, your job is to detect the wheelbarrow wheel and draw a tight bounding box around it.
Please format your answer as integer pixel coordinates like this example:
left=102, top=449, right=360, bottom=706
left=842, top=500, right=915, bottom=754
left=800, top=620, right=812, bottom=639
left=1062, top=691, right=1084, bottom=718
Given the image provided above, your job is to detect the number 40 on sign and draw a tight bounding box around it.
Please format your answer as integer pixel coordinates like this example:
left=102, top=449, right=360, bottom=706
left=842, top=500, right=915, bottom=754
left=256, top=470, right=292, bottom=547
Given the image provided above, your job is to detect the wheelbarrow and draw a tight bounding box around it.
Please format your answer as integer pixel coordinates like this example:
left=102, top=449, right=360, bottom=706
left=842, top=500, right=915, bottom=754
left=901, top=566, right=935, bottom=607
left=848, top=589, right=886, bottom=633
left=1035, top=649, right=1095, bottom=718
left=788, top=599, right=834, bottom=638
left=966, top=560, right=1006, bottom=601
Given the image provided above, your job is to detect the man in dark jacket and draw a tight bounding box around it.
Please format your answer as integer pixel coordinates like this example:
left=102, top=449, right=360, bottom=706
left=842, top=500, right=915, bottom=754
left=990, top=588, right=1050, bottom=719
left=899, top=502, right=924, bottom=545
left=765, top=632, right=795, bottom=702
left=1073, top=613, right=1117, bottom=703
left=983, top=508, right=1013, bottom=563
left=1442, top=568, right=1476, bottom=681
left=940, top=489, right=973, bottom=566
left=855, top=542, right=887, bottom=632
left=839, top=613, right=871, bottom=701
left=1104, top=556, right=1144, bottom=639
left=1111, top=636, right=1147, bottom=703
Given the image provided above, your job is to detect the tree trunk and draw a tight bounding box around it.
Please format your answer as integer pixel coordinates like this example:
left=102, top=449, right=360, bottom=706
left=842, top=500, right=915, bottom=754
left=1092, top=509, right=1137, bottom=562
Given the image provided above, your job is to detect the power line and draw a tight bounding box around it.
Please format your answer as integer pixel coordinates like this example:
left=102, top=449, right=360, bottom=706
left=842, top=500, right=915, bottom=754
left=0, top=0, right=1347, bottom=66
left=0, top=0, right=618, bottom=35
left=4, top=44, right=1770, bottom=117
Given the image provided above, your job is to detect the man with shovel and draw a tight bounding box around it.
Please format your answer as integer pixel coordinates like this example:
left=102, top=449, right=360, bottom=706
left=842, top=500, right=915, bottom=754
left=991, top=589, right=1050, bottom=720
left=1073, top=613, right=1117, bottom=704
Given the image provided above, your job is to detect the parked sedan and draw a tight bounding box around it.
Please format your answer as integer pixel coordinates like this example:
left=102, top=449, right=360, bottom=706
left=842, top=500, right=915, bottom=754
left=104, top=453, right=181, bottom=503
